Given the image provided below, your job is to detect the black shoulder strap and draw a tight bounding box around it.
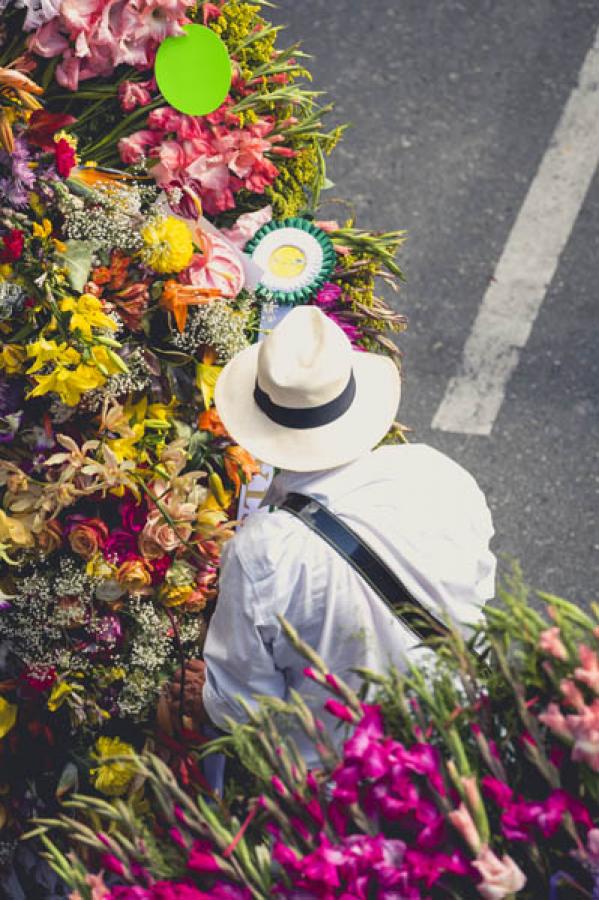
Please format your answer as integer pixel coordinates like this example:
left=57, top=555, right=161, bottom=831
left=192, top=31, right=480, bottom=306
left=278, top=492, right=450, bottom=646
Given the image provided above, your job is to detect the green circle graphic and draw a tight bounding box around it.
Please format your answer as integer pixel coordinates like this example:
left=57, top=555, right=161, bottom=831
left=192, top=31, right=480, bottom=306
left=155, top=24, right=232, bottom=117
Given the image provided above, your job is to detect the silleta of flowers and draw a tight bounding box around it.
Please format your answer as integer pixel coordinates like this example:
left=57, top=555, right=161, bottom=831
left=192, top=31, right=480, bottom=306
left=0, top=0, right=407, bottom=888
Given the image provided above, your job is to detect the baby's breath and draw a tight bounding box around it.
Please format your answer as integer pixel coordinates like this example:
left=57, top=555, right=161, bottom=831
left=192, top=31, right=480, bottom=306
left=170, top=297, right=254, bottom=363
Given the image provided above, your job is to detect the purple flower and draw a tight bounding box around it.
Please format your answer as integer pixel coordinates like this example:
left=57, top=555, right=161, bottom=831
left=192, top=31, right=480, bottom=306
left=0, top=137, right=36, bottom=208
left=315, top=282, right=343, bottom=309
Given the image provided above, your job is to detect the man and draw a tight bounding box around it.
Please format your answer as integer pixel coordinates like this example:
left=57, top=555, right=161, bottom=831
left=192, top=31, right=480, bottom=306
left=170, top=306, right=495, bottom=767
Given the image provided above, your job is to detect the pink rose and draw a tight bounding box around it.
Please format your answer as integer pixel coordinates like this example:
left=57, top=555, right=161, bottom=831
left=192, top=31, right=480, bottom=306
left=472, top=847, right=526, bottom=899
left=139, top=508, right=192, bottom=558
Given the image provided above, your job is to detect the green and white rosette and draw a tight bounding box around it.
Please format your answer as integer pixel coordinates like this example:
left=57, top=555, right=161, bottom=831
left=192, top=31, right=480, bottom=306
left=244, top=217, right=336, bottom=305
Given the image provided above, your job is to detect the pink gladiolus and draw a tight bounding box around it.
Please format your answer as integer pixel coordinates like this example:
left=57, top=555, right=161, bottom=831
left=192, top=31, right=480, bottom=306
left=538, top=626, right=569, bottom=661
left=560, top=677, right=586, bottom=710
left=539, top=701, right=570, bottom=738
left=448, top=803, right=481, bottom=853
left=587, top=827, right=599, bottom=865
left=118, top=79, right=154, bottom=112
left=567, top=699, right=599, bottom=771
left=575, top=644, right=599, bottom=693
left=271, top=775, right=287, bottom=797
left=472, top=846, right=527, bottom=899
left=324, top=698, right=356, bottom=723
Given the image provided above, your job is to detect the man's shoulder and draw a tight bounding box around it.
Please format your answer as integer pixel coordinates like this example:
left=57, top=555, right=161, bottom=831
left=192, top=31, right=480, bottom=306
left=227, top=506, right=309, bottom=579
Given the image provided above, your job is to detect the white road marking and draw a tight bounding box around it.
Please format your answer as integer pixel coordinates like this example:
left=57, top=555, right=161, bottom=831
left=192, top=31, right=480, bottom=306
left=432, top=26, right=599, bottom=436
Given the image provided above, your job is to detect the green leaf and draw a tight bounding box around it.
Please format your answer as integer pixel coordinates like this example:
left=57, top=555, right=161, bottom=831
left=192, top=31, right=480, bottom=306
left=57, top=240, right=95, bottom=293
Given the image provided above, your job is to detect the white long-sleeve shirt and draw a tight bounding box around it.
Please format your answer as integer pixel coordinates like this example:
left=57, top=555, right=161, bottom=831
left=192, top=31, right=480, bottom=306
left=202, top=443, right=495, bottom=766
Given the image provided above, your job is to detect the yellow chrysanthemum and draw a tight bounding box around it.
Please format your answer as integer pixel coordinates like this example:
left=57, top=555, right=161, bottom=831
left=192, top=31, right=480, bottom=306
left=60, top=293, right=117, bottom=339
left=140, top=216, right=194, bottom=274
left=90, top=736, right=136, bottom=798
left=0, top=344, right=26, bottom=375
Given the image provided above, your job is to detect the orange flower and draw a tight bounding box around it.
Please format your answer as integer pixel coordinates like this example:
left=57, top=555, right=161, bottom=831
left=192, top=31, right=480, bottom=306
left=160, top=280, right=220, bottom=333
left=224, top=445, right=260, bottom=496
left=197, top=407, right=228, bottom=437
left=116, top=558, right=152, bottom=594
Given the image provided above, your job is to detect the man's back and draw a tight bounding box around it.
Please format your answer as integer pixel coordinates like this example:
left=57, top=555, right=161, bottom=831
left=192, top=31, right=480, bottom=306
left=202, top=443, right=495, bottom=765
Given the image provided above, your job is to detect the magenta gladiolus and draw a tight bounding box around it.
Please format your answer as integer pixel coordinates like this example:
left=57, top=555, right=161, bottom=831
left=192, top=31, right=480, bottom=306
left=324, top=698, right=356, bottom=723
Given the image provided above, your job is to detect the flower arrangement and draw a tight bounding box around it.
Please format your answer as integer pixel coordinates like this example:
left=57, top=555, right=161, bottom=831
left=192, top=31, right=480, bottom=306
left=38, top=572, right=599, bottom=900
left=0, top=0, right=407, bottom=887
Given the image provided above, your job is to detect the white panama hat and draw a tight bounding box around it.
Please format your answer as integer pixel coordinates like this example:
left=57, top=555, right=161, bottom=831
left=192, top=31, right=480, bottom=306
left=214, top=305, right=401, bottom=472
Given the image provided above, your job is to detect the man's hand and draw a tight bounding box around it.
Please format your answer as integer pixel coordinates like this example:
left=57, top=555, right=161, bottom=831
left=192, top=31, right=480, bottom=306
left=168, top=659, right=209, bottom=729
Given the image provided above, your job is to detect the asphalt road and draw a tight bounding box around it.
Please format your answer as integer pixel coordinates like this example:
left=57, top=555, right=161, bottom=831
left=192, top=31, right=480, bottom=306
left=272, top=0, right=599, bottom=608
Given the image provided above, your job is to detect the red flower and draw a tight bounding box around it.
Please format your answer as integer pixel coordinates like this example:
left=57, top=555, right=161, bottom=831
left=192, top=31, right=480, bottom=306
left=54, top=137, right=77, bottom=178
left=1, top=229, right=24, bottom=262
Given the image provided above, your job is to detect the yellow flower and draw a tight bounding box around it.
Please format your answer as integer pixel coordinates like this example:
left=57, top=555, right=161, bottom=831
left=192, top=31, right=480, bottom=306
left=60, top=294, right=117, bottom=340
left=116, top=558, right=152, bottom=593
left=29, top=192, right=45, bottom=217
left=32, top=218, right=52, bottom=240
left=107, top=422, right=145, bottom=463
left=195, top=360, right=222, bottom=410
left=47, top=681, right=74, bottom=712
left=197, top=491, right=230, bottom=534
left=140, top=216, right=193, bottom=274
left=90, top=736, right=136, bottom=798
left=92, top=345, right=125, bottom=376
left=28, top=362, right=106, bottom=406
left=0, top=344, right=26, bottom=375
left=85, top=553, right=116, bottom=580
left=54, top=130, right=77, bottom=149
left=0, top=264, right=12, bottom=280
left=160, top=583, right=194, bottom=607
left=0, top=697, right=17, bottom=739
left=27, top=338, right=79, bottom=374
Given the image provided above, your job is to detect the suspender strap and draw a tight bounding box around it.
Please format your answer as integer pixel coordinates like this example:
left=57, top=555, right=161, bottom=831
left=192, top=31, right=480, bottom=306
left=278, top=492, right=451, bottom=645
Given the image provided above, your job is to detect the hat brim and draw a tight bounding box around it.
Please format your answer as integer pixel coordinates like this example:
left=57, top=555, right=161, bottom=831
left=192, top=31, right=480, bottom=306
left=214, top=343, right=401, bottom=472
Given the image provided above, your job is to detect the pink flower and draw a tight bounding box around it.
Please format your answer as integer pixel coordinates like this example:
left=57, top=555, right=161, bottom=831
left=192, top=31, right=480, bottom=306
left=68, top=872, right=111, bottom=900
left=560, top=678, right=586, bottom=710
left=187, top=839, right=221, bottom=873
left=180, top=231, right=245, bottom=297
left=118, top=79, right=155, bottom=112
left=315, top=282, right=343, bottom=309
left=567, top=699, right=599, bottom=771
left=538, top=626, right=568, bottom=661
left=481, top=776, right=513, bottom=808
left=220, top=206, right=272, bottom=249
left=324, top=698, right=356, bottom=723
left=104, top=530, right=139, bottom=564
left=472, top=846, right=526, bottom=899
left=119, top=495, right=148, bottom=534
left=538, top=701, right=570, bottom=738
left=586, top=827, right=599, bottom=866
left=118, top=130, right=162, bottom=165
left=575, top=644, right=599, bottom=693
left=448, top=803, right=481, bottom=853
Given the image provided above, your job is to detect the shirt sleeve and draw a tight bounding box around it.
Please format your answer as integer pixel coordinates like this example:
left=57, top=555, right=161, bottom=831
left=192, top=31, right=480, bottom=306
left=202, top=537, right=286, bottom=730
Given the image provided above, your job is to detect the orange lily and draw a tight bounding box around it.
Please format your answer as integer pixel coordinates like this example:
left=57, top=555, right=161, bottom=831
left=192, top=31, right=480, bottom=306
left=160, top=280, right=220, bottom=333
left=69, top=165, right=152, bottom=190
left=0, top=61, right=44, bottom=153
left=224, top=445, right=261, bottom=496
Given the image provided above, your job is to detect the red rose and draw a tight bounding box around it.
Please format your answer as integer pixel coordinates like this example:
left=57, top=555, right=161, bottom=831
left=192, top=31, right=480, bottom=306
left=1, top=229, right=24, bottom=262
left=54, top=137, right=77, bottom=178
